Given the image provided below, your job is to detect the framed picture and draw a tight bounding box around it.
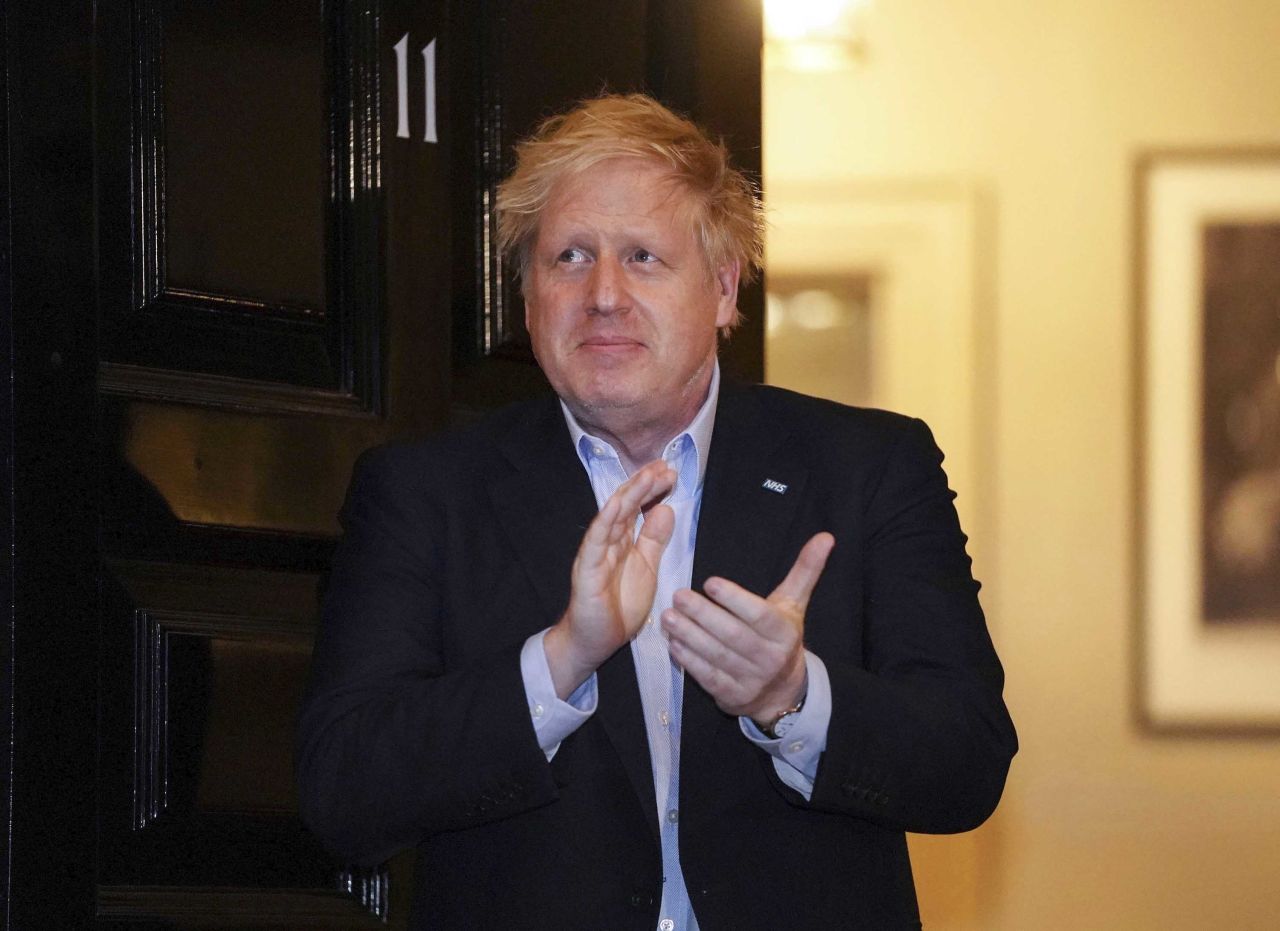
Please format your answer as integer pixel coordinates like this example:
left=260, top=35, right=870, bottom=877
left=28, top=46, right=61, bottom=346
left=1136, top=149, right=1280, bottom=732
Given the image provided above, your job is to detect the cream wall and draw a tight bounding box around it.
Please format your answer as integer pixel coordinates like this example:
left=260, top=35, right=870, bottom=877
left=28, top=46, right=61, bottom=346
left=764, top=2, right=1280, bottom=928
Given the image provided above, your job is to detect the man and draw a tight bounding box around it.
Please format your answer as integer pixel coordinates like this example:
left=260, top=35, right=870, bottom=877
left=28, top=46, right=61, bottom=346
left=297, top=94, right=1016, bottom=930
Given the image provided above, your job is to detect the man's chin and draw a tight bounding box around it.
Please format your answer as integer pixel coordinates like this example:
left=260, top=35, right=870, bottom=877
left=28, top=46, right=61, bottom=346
left=574, top=392, right=646, bottom=416
left=562, top=371, right=649, bottom=409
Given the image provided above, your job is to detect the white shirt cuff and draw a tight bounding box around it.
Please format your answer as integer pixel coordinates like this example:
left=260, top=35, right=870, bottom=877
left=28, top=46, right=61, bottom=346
left=739, top=650, right=832, bottom=800
left=520, top=628, right=597, bottom=760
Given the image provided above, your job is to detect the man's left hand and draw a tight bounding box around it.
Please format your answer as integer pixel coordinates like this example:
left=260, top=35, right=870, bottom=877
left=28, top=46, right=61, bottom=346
left=662, top=532, right=835, bottom=723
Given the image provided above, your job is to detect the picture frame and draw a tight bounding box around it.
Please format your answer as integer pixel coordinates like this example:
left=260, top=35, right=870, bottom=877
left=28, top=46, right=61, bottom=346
left=1135, top=149, right=1280, bottom=733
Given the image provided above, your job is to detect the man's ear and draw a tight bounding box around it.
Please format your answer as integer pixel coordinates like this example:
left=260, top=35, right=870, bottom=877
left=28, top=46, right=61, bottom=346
left=713, top=260, right=741, bottom=329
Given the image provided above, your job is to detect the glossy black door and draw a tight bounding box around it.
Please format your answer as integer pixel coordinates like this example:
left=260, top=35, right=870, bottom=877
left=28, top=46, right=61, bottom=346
left=1, top=0, right=761, bottom=927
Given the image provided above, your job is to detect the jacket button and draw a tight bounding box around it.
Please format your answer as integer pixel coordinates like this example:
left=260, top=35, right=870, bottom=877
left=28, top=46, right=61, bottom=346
left=628, top=892, right=653, bottom=908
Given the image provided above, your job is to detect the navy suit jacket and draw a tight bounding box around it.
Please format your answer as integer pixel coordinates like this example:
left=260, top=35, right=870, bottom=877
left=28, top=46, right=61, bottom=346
left=297, top=380, right=1016, bottom=930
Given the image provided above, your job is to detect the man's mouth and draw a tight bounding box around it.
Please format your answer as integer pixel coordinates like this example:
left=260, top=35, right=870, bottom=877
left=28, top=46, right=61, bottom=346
left=578, top=336, right=644, bottom=351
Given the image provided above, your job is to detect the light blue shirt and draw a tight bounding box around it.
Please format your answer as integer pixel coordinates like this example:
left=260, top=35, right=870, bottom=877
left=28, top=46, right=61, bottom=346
left=519, top=363, right=833, bottom=931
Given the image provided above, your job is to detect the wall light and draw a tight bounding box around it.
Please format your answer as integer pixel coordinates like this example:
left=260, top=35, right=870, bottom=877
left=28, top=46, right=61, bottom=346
left=764, top=0, right=871, bottom=71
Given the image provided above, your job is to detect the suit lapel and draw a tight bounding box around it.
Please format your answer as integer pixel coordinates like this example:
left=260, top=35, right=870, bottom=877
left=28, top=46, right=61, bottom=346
left=487, top=401, right=659, bottom=838
left=597, top=649, right=660, bottom=840
left=487, top=400, right=595, bottom=622
left=691, top=382, right=809, bottom=603
left=682, top=382, right=811, bottom=806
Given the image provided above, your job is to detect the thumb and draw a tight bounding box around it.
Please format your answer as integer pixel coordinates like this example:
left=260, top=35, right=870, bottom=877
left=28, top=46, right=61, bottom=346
left=769, top=532, right=835, bottom=610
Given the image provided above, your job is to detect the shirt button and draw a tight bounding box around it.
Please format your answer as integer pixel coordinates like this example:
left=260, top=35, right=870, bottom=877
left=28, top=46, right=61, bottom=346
left=788, top=739, right=805, bottom=754
left=531, top=703, right=544, bottom=718
left=592, top=445, right=604, bottom=457
left=666, top=808, right=679, bottom=823
left=658, top=711, right=670, bottom=727
left=660, top=920, right=675, bottom=931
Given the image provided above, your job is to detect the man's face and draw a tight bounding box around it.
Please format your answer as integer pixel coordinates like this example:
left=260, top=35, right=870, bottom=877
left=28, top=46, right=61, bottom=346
left=524, top=157, right=739, bottom=443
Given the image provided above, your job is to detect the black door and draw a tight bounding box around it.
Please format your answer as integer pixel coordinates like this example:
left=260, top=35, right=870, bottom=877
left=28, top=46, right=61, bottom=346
left=1, top=1, right=762, bottom=927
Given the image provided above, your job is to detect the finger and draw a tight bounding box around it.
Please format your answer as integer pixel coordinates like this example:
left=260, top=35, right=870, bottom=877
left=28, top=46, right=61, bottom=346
left=590, top=466, right=664, bottom=548
left=768, top=532, right=835, bottom=610
left=635, top=503, right=675, bottom=564
left=698, top=577, right=788, bottom=640
left=662, top=607, right=758, bottom=680
left=665, top=625, right=743, bottom=707
left=672, top=587, right=773, bottom=655
left=577, top=494, right=622, bottom=567
left=609, top=462, right=676, bottom=524
left=628, top=458, right=676, bottom=492
left=576, top=465, right=676, bottom=571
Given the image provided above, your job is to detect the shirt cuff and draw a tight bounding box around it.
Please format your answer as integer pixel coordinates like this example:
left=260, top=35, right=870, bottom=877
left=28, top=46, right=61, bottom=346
left=739, top=650, right=832, bottom=800
left=520, top=628, right=597, bottom=760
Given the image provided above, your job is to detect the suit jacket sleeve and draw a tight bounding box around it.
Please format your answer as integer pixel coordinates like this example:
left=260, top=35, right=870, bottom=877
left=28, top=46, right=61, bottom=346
left=295, top=445, right=559, bottom=867
left=800, top=417, right=1016, bottom=833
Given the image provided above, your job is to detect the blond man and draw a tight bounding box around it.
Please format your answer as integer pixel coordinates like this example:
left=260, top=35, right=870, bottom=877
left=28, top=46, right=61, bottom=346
left=299, top=94, right=1015, bottom=931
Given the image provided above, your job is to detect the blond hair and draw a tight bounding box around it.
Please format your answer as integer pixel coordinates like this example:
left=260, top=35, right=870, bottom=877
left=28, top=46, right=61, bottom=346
left=496, top=94, right=764, bottom=325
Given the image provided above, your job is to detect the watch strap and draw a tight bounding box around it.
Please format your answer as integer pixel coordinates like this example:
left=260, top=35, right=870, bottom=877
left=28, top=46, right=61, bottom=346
left=757, top=692, right=806, bottom=739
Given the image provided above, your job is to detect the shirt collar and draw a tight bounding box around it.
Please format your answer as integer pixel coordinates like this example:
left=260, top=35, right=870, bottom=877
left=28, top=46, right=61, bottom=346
left=560, top=360, right=720, bottom=490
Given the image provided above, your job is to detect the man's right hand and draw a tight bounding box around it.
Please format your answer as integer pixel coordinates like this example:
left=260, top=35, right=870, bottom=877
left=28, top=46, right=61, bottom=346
left=543, top=460, right=677, bottom=699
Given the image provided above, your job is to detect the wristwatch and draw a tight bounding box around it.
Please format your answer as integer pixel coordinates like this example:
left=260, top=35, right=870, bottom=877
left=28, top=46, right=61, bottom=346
left=756, top=692, right=806, bottom=739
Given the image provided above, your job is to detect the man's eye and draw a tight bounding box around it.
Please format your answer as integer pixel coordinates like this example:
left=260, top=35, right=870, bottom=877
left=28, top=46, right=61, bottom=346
left=632, top=249, right=657, bottom=263
left=556, top=248, right=586, bottom=263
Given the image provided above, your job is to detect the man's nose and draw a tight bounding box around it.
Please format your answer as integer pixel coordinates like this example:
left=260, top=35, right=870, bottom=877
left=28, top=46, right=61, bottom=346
left=587, top=257, right=630, bottom=316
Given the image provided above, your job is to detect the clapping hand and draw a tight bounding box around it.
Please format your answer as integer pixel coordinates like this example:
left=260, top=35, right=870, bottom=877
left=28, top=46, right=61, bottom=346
left=544, top=460, right=677, bottom=699
left=662, top=532, right=835, bottom=723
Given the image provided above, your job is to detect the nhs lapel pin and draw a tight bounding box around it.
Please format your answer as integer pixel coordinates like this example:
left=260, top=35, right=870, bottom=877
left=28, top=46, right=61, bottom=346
left=761, top=478, right=788, bottom=495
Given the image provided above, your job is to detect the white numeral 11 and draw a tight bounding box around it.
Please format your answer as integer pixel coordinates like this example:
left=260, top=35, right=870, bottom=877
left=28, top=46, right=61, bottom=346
left=394, top=33, right=437, bottom=144
left=422, top=39, right=437, bottom=143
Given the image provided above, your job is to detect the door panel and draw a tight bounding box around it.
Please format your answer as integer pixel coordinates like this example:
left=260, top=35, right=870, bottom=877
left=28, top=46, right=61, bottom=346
left=97, top=562, right=385, bottom=924
left=97, top=0, right=385, bottom=413
left=160, top=3, right=328, bottom=313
